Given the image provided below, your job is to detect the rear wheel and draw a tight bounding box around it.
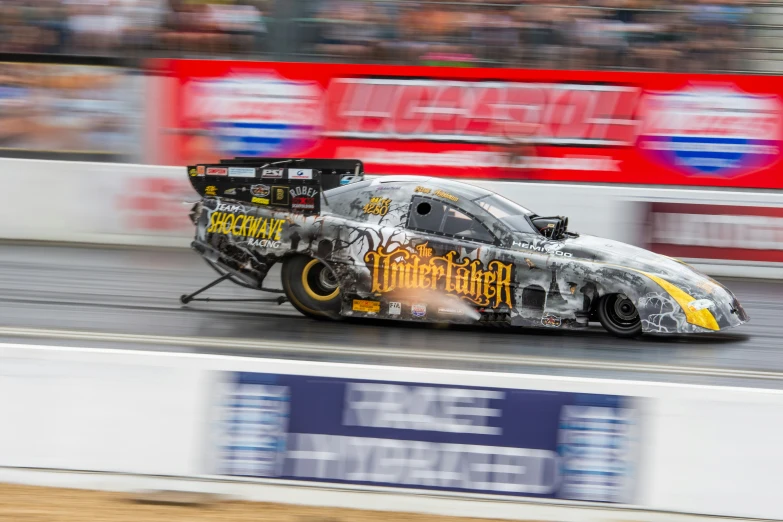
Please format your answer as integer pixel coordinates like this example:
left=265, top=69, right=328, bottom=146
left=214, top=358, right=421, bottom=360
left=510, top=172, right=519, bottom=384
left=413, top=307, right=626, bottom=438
left=281, top=256, right=342, bottom=320
left=597, top=293, right=642, bottom=338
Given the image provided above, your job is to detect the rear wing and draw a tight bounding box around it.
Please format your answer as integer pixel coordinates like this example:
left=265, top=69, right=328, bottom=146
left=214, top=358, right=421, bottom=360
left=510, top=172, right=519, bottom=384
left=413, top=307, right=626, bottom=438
left=186, top=158, right=364, bottom=215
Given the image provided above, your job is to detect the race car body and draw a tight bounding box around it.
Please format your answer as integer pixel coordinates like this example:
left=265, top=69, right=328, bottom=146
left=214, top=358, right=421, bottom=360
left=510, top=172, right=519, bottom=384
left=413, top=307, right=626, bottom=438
left=185, top=158, right=749, bottom=338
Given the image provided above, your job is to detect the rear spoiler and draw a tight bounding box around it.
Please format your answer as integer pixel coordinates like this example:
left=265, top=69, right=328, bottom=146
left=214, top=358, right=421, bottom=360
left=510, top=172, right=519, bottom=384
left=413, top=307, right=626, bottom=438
left=186, top=158, right=364, bottom=214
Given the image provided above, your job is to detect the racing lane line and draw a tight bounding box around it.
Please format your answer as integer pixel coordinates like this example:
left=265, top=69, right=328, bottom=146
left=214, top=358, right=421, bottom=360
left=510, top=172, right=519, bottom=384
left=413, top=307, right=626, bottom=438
left=2, top=326, right=783, bottom=381
left=0, top=295, right=296, bottom=317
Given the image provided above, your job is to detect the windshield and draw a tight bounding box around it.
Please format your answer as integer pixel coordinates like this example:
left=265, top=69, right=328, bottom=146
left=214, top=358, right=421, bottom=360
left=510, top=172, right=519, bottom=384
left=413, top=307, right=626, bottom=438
left=475, top=194, right=538, bottom=234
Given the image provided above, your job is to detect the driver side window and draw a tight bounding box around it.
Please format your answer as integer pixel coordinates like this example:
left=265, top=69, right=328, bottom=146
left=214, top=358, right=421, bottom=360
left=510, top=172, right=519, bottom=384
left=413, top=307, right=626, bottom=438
left=407, top=196, right=495, bottom=244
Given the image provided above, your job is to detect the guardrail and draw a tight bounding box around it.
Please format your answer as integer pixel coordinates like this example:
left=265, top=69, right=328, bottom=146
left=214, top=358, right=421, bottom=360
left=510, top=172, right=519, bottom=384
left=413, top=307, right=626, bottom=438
left=3, top=157, right=782, bottom=278
left=0, top=342, right=781, bottom=520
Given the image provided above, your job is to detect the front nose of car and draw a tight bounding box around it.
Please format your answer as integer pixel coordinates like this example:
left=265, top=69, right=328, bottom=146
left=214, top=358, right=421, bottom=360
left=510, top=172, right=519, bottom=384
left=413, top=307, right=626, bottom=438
left=694, top=276, right=750, bottom=330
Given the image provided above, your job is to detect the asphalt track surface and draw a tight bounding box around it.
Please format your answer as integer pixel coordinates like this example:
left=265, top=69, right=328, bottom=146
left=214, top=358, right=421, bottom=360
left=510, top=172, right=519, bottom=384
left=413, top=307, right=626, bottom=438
left=1, top=241, right=783, bottom=389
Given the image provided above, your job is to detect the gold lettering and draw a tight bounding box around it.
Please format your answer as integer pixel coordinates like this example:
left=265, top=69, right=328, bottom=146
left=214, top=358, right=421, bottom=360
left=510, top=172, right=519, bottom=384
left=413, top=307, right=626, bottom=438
left=363, top=246, right=514, bottom=308
left=444, top=251, right=456, bottom=293
left=271, top=219, right=283, bottom=241
left=489, top=260, right=513, bottom=308
left=415, top=242, right=433, bottom=258
left=239, top=215, right=250, bottom=237
left=256, top=218, right=269, bottom=239
left=222, top=214, right=235, bottom=235
left=364, top=250, right=384, bottom=294
left=250, top=216, right=262, bottom=238
left=206, top=212, right=287, bottom=241
left=233, top=214, right=245, bottom=235
left=419, top=264, right=431, bottom=289
left=469, top=260, right=481, bottom=300
left=431, top=262, right=446, bottom=289
left=484, top=271, right=496, bottom=306
left=362, top=197, right=392, bottom=217
left=213, top=212, right=229, bottom=234
left=434, top=189, right=459, bottom=202
left=207, top=211, right=220, bottom=234
left=455, top=266, right=470, bottom=296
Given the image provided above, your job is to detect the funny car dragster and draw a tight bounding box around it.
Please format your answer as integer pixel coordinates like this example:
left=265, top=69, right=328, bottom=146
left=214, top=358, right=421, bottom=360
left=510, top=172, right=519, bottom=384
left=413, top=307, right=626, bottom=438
left=181, top=157, right=748, bottom=338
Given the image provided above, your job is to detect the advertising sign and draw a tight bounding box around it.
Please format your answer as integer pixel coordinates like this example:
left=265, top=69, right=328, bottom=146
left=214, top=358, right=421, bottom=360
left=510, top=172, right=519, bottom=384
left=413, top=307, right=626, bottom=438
left=210, top=371, right=643, bottom=503
left=0, top=61, right=138, bottom=159
left=151, top=59, right=783, bottom=188
left=644, top=202, right=783, bottom=263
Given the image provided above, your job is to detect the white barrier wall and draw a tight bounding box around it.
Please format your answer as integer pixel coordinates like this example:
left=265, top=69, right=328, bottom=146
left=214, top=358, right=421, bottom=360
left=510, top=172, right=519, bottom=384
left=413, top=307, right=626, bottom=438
left=1, top=343, right=782, bottom=520
left=3, top=158, right=783, bottom=277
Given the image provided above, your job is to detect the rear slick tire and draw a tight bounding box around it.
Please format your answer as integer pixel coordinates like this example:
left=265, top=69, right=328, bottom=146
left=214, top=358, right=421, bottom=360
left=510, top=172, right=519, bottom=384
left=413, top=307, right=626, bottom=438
left=597, top=293, right=642, bottom=338
left=281, top=255, right=342, bottom=320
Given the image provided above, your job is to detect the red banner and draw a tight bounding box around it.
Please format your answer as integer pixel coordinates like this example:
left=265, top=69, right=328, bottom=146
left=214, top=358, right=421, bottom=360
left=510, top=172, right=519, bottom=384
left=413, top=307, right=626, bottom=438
left=149, top=59, right=783, bottom=188
left=645, top=202, right=783, bottom=263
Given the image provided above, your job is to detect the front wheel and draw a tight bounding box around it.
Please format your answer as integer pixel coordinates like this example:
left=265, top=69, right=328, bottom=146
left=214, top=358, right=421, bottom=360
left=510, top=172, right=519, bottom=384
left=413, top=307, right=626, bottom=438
left=597, top=293, right=642, bottom=338
left=281, top=256, right=342, bottom=320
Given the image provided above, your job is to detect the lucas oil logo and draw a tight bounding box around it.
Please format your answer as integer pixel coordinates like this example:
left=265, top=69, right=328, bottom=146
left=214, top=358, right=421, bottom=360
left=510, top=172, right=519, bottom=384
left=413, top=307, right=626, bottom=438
left=182, top=72, right=323, bottom=157
left=637, top=84, right=783, bottom=177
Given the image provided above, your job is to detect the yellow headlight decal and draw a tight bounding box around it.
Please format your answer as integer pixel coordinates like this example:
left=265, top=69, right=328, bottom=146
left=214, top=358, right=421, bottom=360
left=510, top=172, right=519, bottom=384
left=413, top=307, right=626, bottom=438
left=637, top=271, right=720, bottom=331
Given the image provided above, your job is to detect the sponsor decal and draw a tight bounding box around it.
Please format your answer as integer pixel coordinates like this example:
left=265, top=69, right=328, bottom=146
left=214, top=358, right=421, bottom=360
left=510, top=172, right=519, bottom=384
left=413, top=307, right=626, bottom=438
left=415, top=242, right=433, bottom=257
left=638, top=84, right=782, bottom=178
left=362, top=197, right=391, bottom=216
left=217, top=203, right=247, bottom=212
left=251, top=184, right=271, bottom=197
left=181, top=71, right=322, bottom=157
left=252, top=197, right=270, bottom=205
left=388, top=302, right=401, bottom=316
left=248, top=238, right=281, bottom=248
left=271, top=186, right=289, bottom=206
left=364, top=246, right=514, bottom=308
left=292, top=197, right=315, bottom=211
left=340, top=174, right=362, bottom=185
left=205, top=185, right=218, bottom=196
left=262, top=168, right=284, bottom=179
left=513, top=241, right=573, bottom=258
left=434, top=189, right=459, bottom=202
left=197, top=165, right=205, bottom=176
left=290, top=186, right=318, bottom=199
left=289, top=168, right=313, bottom=180
left=412, top=187, right=459, bottom=204
left=541, top=314, right=562, bottom=327
left=411, top=304, right=427, bottom=317
left=352, top=299, right=381, bottom=313
left=291, top=186, right=318, bottom=211
left=188, top=167, right=198, bottom=177
left=645, top=202, right=783, bottom=263
left=207, top=212, right=285, bottom=241
left=438, top=307, right=464, bottom=316
left=207, top=167, right=228, bottom=176
left=224, top=188, right=237, bottom=195
left=228, top=167, right=256, bottom=178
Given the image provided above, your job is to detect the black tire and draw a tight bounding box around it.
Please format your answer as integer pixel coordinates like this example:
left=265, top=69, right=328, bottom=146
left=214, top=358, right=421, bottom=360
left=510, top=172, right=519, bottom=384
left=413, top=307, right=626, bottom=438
left=597, top=293, right=642, bottom=338
left=281, top=255, right=342, bottom=320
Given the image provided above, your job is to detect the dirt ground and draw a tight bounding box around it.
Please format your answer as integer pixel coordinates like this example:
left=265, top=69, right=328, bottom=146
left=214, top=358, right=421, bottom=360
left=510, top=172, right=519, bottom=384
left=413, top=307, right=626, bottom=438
left=0, top=483, right=512, bottom=522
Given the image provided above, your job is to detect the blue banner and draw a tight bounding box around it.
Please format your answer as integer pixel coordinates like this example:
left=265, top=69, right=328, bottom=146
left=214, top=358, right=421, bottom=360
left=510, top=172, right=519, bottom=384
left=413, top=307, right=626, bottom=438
left=211, top=372, right=642, bottom=503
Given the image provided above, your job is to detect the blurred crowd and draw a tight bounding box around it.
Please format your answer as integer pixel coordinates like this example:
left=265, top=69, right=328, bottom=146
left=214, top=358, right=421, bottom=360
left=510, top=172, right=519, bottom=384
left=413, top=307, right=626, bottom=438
left=0, top=0, right=757, bottom=72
